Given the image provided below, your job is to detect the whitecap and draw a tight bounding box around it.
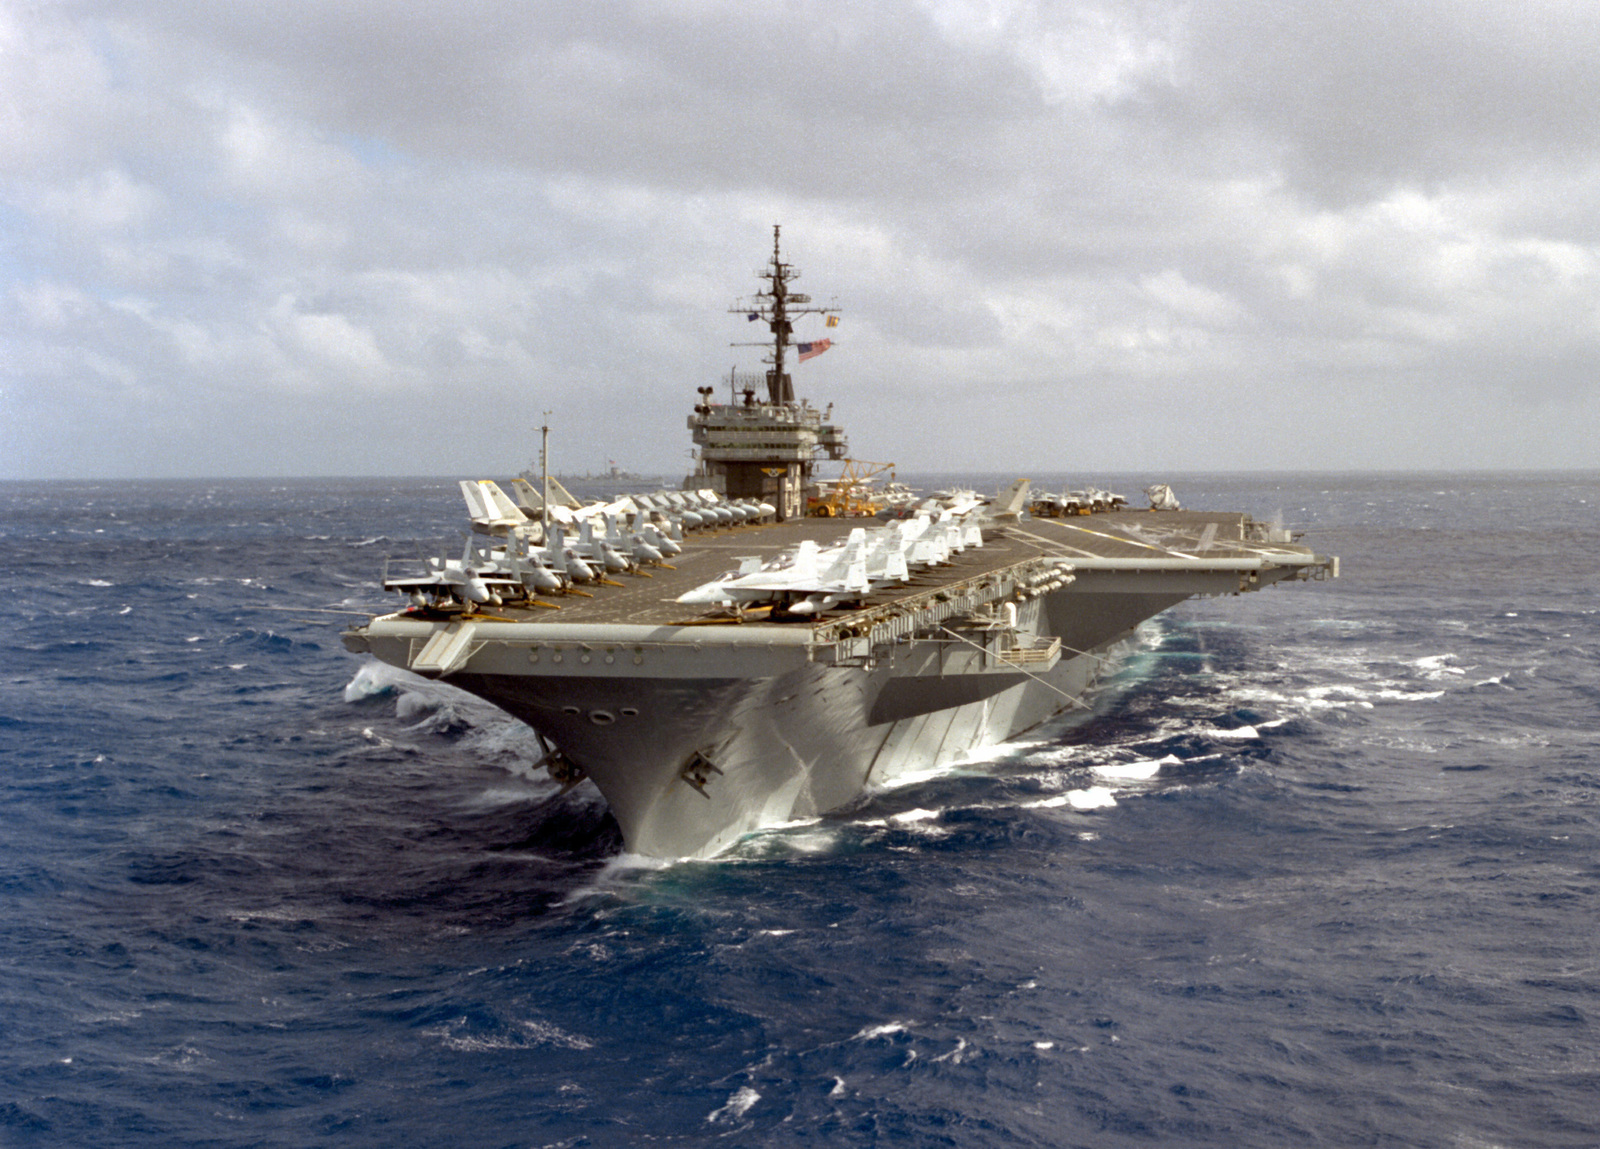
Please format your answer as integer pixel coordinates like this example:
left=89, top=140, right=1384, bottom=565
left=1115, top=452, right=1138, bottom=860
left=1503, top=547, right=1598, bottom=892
left=1415, top=654, right=1466, bottom=679
left=868, top=759, right=973, bottom=793
left=1025, top=794, right=1073, bottom=809
left=800, top=825, right=860, bottom=852
left=1073, top=787, right=1118, bottom=809
left=555, top=852, right=674, bottom=904
left=342, top=659, right=415, bottom=702
left=727, top=821, right=839, bottom=859
left=931, top=1037, right=969, bottom=1064
left=1026, top=786, right=1117, bottom=810
left=1091, top=756, right=1174, bottom=781
left=632, top=820, right=838, bottom=867
left=515, top=1019, right=594, bottom=1050
left=707, top=1086, right=760, bottom=1123
left=426, top=1032, right=517, bottom=1053
left=853, top=1021, right=909, bottom=1040
left=1213, top=725, right=1260, bottom=740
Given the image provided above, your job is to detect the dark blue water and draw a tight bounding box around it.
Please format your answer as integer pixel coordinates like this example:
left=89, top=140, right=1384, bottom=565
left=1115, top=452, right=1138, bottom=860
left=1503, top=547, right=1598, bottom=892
left=3, top=473, right=1597, bottom=1147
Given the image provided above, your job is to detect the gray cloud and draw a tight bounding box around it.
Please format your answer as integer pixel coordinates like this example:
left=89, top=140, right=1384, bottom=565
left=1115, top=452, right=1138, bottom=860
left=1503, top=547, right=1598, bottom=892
left=5, top=0, right=1600, bottom=479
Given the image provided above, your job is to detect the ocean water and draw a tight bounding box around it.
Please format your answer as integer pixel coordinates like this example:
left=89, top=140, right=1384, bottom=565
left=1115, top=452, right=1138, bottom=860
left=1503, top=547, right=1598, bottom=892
left=2, top=472, right=1597, bottom=1148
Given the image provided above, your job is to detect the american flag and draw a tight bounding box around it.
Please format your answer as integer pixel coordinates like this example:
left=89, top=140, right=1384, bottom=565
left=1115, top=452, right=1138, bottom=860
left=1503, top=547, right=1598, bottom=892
left=796, top=338, right=832, bottom=362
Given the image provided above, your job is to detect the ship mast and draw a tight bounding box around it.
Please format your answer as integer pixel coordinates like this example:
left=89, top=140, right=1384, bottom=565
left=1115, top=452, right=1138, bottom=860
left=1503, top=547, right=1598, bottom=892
left=538, top=413, right=550, bottom=540
left=732, top=224, right=838, bottom=404
left=766, top=224, right=794, bottom=403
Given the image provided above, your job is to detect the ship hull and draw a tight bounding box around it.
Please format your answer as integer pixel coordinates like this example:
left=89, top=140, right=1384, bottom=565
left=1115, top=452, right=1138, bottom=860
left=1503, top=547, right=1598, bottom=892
left=360, top=586, right=1194, bottom=858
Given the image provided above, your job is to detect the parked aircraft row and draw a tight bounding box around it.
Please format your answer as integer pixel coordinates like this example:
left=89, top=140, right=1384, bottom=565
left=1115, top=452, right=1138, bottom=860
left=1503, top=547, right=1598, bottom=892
left=495, top=480, right=775, bottom=535
left=1028, top=486, right=1129, bottom=517
left=383, top=480, right=772, bottom=609
left=675, top=496, right=991, bottom=616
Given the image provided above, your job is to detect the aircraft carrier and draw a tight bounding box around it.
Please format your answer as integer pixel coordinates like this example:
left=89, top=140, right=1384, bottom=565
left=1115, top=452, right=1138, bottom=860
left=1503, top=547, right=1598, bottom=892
left=343, top=228, right=1339, bottom=858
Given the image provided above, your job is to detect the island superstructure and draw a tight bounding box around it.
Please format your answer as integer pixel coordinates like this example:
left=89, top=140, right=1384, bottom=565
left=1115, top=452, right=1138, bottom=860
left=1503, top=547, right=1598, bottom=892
left=686, top=225, right=847, bottom=519
left=343, top=229, right=1339, bottom=858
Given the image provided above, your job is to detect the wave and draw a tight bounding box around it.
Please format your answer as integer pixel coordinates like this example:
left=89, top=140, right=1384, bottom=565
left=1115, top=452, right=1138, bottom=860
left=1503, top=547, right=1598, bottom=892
left=1022, top=785, right=1118, bottom=810
left=420, top=1015, right=595, bottom=1054
left=218, top=628, right=306, bottom=653
left=706, top=1086, right=761, bottom=1124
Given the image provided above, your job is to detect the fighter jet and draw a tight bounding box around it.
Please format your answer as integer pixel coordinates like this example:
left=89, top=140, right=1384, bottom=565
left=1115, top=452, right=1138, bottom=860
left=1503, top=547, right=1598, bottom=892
left=384, top=536, right=520, bottom=607
left=676, top=529, right=872, bottom=613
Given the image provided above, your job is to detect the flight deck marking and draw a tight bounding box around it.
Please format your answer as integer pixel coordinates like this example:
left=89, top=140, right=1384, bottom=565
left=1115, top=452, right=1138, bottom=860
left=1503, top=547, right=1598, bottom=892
left=1003, top=524, right=1103, bottom=558
left=1050, top=520, right=1202, bottom=560
left=1008, top=521, right=1201, bottom=561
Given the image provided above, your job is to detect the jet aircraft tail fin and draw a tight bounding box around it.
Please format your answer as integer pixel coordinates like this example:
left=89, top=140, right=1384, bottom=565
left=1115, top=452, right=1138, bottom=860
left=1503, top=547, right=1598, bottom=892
left=461, top=480, right=530, bottom=533
left=989, top=478, right=1031, bottom=521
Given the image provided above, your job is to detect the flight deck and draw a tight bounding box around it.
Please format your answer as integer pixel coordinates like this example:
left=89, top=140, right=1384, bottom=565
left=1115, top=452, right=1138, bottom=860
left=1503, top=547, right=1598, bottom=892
left=384, top=507, right=1321, bottom=632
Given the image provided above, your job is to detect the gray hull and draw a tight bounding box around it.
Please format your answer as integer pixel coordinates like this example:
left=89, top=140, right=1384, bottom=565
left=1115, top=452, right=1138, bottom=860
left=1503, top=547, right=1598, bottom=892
left=359, top=586, right=1195, bottom=857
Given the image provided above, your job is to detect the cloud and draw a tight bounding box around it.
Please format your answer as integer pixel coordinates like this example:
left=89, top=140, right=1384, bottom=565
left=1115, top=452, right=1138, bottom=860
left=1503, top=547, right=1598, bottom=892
left=4, top=0, right=1600, bottom=478
left=1147, top=0, right=1600, bottom=201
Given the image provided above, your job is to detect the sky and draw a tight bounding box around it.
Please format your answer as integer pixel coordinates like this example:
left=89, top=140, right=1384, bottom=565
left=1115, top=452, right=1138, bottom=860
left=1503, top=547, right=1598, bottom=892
left=5, top=0, right=1600, bottom=480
